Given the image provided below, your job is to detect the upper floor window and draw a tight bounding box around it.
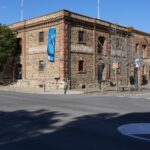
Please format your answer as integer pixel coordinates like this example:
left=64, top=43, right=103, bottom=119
left=39, top=60, right=45, bottom=72
left=78, top=31, right=85, bottom=43
left=135, top=43, right=139, bottom=54
left=142, top=45, right=147, bottom=58
left=39, top=31, right=44, bottom=43
left=98, top=36, right=105, bottom=54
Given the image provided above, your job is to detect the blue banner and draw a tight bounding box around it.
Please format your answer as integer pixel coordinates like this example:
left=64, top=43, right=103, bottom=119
left=47, top=28, right=56, bottom=62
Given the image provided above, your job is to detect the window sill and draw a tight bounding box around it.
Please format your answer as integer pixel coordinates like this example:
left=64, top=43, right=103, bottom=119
left=78, top=71, right=86, bottom=74
left=98, top=52, right=103, bottom=55
left=78, top=42, right=86, bottom=45
left=38, top=41, right=45, bottom=45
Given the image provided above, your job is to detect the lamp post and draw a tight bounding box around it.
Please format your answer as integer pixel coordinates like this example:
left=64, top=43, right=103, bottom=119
left=98, top=0, right=100, bottom=19
left=21, top=0, right=24, bottom=21
left=43, top=60, right=47, bottom=92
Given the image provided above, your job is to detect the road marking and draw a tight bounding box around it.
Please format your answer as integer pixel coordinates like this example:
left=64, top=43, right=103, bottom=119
left=118, top=123, right=150, bottom=142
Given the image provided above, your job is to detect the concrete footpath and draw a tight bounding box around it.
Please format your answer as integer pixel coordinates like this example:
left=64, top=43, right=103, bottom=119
left=0, top=85, right=149, bottom=96
left=0, top=86, right=84, bottom=95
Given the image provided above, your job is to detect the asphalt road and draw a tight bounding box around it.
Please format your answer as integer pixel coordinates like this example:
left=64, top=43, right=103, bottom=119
left=0, top=91, right=150, bottom=150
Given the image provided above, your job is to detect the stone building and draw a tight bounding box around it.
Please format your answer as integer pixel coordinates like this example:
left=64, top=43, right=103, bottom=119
left=9, top=9, right=150, bottom=89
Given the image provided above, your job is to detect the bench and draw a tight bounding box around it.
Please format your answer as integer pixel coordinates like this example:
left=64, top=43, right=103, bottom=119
left=119, top=85, right=134, bottom=92
left=140, top=85, right=150, bottom=91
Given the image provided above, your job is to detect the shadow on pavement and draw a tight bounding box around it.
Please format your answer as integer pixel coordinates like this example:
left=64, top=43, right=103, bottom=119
left=0, top=111, right=150, bottom=150
left=0, top=110, right=68, bottom=147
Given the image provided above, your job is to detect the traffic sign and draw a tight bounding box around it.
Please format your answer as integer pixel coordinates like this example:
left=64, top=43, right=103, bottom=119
left=135, top=58, right=140, bottom=68
left=112, top=62, right=119, bottom=69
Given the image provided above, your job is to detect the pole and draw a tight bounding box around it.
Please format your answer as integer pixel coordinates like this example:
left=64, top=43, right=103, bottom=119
left=138, top=67, right=141, bottom=92
left=98, top=0, right=100, bottom=19
left=115, top=68, right=118, bottom=92
left=44, top=61, right=46, bottom=92
left=148, top=65, right=150, bottom=85
left=134, top=67, right=138, bottom=88
left=13, top=67, right=15, bottom=83
left=21, top=0, right=24, bottom=21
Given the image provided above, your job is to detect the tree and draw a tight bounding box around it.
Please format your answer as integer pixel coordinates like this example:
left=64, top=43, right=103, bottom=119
left=0, top=24, right=17, bottom=71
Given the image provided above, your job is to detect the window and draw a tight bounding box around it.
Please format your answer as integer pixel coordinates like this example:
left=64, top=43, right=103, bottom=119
left=116, top=37, right=120, bottom=49
left=135, top=44, right=139, bottom=54
left=78, top=60, right=84, bottom=72
left=16, top=38, right=22, bottom=54
left=39, top=60, right=45, bottom=71
left=142, top=65, right=146, bottom=75
left=142, top=45, right=147, bottom=58
left=39, top=31, right=44, bottom=42
left=98, top=36, right=105, bottom=54
left=78, top=31, right=85, bottom=43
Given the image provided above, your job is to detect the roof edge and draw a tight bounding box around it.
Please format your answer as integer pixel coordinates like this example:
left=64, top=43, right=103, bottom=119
left=9, top=9, right=150, bottom=36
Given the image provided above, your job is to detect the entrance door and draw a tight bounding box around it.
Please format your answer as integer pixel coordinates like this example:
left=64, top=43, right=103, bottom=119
left=18, top=64, right=22, bottom=80
left=98, top=63, right=105, bottom=81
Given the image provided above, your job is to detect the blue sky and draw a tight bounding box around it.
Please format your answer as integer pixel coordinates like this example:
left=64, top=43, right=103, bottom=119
left=0, top=0, right=149, bottom=33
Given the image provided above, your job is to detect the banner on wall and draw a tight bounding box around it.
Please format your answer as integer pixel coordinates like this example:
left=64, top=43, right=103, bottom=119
left=47, top=28, right=56, bottom=62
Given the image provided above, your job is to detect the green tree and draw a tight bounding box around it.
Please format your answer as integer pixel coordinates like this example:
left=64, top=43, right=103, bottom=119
left=0, top=24, right=17, bottom=71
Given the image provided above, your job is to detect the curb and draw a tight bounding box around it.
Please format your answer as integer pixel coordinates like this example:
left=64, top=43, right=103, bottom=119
left=0, top=87, right=84, bottom=95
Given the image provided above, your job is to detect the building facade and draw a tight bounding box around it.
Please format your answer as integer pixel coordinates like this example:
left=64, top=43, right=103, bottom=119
left=9, top=10, right=150, bottom=89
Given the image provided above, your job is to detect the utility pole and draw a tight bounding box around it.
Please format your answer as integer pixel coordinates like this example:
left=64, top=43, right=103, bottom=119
left=21, top=0, right=24, bottom=21
left=98, top=0, right=100, bottom=19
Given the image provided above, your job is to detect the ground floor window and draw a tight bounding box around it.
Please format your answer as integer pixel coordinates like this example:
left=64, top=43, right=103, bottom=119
left=78, top=60, right=84, bottom=72
left=39, top=60, right=45, bottom=72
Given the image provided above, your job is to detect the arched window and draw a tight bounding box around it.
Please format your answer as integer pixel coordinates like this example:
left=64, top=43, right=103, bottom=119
left=98, top=36, right=105, bottom=54
left=142, top=45, right=147, bottom=58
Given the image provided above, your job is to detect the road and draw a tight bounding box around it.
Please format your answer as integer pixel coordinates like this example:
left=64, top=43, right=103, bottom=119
left=0, top=91, right=150, bottom=150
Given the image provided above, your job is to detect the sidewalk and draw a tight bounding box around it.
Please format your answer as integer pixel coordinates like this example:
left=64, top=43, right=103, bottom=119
left=0, top=85, right=149, bottom=96
left=0, top=86, right=84, bottom=95
left=88, top=89, right=150, bottom=97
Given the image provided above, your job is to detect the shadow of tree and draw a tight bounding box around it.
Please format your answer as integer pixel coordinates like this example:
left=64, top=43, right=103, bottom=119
left=0, top=111, right=150, bottom=150
left=0, top=110, right=68, bottom=146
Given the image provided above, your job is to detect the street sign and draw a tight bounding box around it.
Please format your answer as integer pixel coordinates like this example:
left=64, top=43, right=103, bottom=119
left=112, top=62, right=119, bottom=69
left=135, top=58, right=140, bottom=68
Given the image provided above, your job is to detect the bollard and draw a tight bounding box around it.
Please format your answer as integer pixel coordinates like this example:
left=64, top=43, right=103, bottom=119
left=43, top=84, right=46, bottom=92
left=101, top=82, right=104, bottom=95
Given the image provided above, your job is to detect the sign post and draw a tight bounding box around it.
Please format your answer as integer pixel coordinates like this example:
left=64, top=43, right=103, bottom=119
left=134, top=58, right=140, bottom=89
left=113, top=62, right=119, bottom=92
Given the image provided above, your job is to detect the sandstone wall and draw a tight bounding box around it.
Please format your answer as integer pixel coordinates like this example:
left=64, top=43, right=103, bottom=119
left=12, top=20, right=68, bottom=88
left=70, top=26, right=94, bottom=88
